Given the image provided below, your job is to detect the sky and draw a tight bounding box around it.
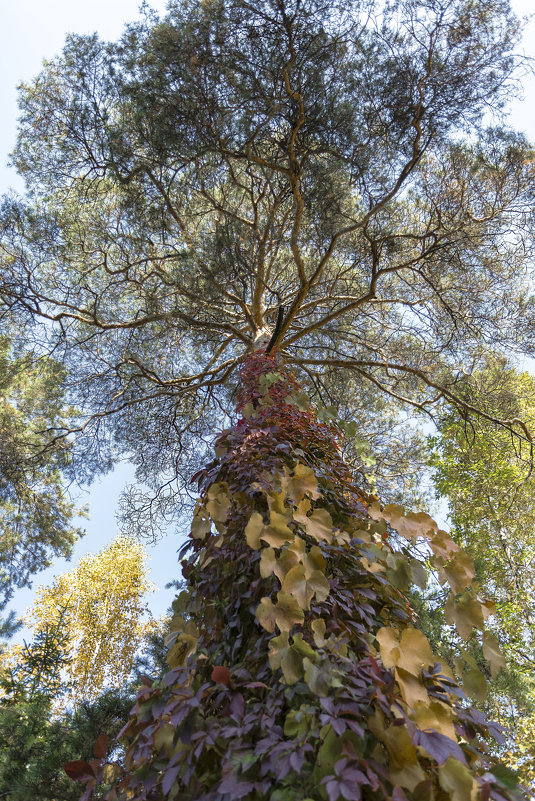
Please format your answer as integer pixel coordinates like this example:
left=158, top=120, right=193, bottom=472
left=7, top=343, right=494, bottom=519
left=1, top=0, right=535, bottom=633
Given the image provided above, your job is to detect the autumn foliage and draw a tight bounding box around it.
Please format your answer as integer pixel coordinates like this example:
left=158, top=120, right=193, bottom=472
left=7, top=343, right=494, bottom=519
left=68, top=352, right=522, bottom=800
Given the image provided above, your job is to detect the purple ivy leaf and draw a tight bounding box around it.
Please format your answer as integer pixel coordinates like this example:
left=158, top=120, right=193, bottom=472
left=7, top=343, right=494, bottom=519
left=229, top=692, right=245, bottom=719
left=339, top=780, right=362, bottom=801
left=326, top=780, right=341, bottom=801
left=218, top=776, right=254, bottom=798
left=412, top=730, right=467, bottom=766
left=161, top=766, right=180, bottom=795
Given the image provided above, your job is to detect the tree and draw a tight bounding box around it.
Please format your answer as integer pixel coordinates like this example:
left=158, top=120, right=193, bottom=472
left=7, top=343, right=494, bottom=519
left=2, top=536, right=157, bottom=706
left=70, top=353, right=522, bottom=800
left=0, top=688, right=133, bottom=800
left=0, top=550, right=165, bottom=801
left=1, top=0, right=534, bottom=796
left=0, top=0, right=533, bottom=534
left=430, top=359, right=535, bottom=785
left=0, top=334, right=83, bottom=606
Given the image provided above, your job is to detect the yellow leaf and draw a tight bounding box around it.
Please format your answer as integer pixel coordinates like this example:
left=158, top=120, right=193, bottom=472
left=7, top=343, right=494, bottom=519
left=256, top=597, right=279, bottom=633
left=303, top=545, right=326, bottom=576
left=390, top=763, right=427, bottom=793
left=271, top=632, right=316, bottom=684
left=369, top=503, right=438, bottom=540
left=312, top=618, right=327, bottom=647
left=261, top=510, right=294, bottom=548
left=294, top=506, right=333, bottom=543
left=459, top=665, right=487, bottom=702
left=256, top=592, right=304, bottom=633
left=445, top=592, right=485, bottom=641
left=274, top=548, right=300, bottom=581
left=154, top=722, right=176, bottom=756
left=205, top=483, right=231, bottom=522
left=286, top=464, right=321, bottom=504
left=381, top=724, right=419, bottom=769
left=274, top=592, right=305, bottom=631
left=281, top=646, right=304, bottom=684
left=438, top=757, right=476, bottom=801
left=282, top=564, right=330, bottom=610
left=376, top=627, right=400, bottom=669
left=395, top=667, right=429, bottom=708
left=282, top=564, right=313, bottom=609
left=266, top=489, right=288, bottom=516
left=292, top=632, right=316, bottom=660
left=397, top=628, right=436, bottom=676
left=166, top=633, right=197, bottom=668
left=267, top=631, right=289, bottom=670
left=287, top=535, right=306, bottom=558
left=191, top=513, right=210, bottom=539
left=482, top=631, right=506, bottom=678
left=245, top=511, right=264, bottom=549
left=443, top=551, right=475, bottom=593
left=303, top=657, right=331, bottom=697
left=430, top=529, right=461, bottom=560
left=259, top=547, right=277, bottom=579
left=411, top=701, right=456, bottom=741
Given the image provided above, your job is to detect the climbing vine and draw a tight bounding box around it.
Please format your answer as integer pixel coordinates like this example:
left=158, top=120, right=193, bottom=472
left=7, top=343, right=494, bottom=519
left=66, top=351, right=522, bottom=800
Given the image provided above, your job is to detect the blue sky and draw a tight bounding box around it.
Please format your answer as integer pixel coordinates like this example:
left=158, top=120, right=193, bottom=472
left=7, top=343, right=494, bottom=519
left=1, top=0, right=535, bottom=631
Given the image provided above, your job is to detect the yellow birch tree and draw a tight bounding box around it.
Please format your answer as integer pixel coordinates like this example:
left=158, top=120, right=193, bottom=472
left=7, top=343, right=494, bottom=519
left=22, top=536, right=155, bottom=705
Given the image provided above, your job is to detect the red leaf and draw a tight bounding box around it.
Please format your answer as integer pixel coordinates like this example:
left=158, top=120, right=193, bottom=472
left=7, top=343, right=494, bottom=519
left=211, top=665, right=231, bottom=686
left=64, top=760, right=96, bottom=781
left=93, top=733, right=108, bottom=759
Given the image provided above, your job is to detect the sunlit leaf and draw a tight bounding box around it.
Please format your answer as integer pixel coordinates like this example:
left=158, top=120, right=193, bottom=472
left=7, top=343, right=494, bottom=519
left=282, top=564, right=330, bottom=610
left=256, top=592, right=304, bottom=633
left=261, top=510, right=294, bottom=548
left=286, top=463, right=321, bottom=504
left=166, top=633, right=197, bottom=668
left=445, top=592, right=485, bottom=641
left=244, top=511, right=264, bottom=550
left=395, top=667, right=429, bottom=708
left=438, top=757, right=476, bottom=801
left=259, top=546, right=278, bottom=579
left=294, top=505, right=334, bottom=543
left=411, top=701, right=456, bottom=741
left=443, top=552, right=476, bottom=593
left=482, top=630, right=506, bottom=678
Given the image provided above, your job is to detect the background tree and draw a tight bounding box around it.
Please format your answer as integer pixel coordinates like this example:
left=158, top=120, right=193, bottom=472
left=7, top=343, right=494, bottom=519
left=0, top=333, right=83, bottom=605
left=0, top=536, right=158, bottom=711
left=1, top=0, right=533, bottom=537
left=429, top=359, right=535, bottom=785
left=0, top=540, right=167, bottom=800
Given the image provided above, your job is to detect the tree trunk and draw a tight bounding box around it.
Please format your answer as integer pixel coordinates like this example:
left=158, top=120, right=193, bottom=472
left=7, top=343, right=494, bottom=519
left=82, top=351, right=519, bottom=801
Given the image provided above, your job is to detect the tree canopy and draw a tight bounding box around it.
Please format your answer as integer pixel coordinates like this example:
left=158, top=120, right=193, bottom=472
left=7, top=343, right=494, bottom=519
left=1, top=0, right=534, bottom=533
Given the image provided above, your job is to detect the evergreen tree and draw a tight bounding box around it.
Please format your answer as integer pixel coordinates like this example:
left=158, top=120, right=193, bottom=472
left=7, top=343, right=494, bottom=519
left=1, top=0, right=533, bottom=534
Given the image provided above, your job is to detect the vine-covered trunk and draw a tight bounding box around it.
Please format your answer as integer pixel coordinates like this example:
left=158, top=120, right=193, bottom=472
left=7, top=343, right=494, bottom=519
left=70, top=351, right=519, bottom=800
